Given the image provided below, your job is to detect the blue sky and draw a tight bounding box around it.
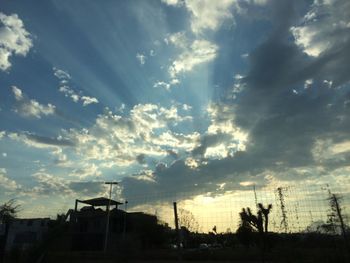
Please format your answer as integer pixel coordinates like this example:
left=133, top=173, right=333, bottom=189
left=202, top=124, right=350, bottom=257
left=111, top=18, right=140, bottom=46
left=1, top=0, right=350, bottom=217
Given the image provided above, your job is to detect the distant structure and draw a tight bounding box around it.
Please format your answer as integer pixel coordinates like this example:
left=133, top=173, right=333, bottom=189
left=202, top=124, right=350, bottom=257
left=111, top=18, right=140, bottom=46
left=68, top=197, right=159, bottom=251
left=0, top=197, right=164, bottom=253
left=5, top=218, right=50, bottom=251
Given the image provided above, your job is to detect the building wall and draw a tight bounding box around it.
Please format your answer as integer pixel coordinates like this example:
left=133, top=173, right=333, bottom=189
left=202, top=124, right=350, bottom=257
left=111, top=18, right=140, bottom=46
left=5, top=218, right=50, bottom=251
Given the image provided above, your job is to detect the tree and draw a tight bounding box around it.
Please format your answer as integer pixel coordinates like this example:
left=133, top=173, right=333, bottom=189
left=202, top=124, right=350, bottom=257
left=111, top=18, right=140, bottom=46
left=0, top=199, right=20, bottom=258
left=178, top=208, right=199, bottom=233
left=237, top=204, right=273, bottom=260
left=239, top=207, right=264, bottom=234
left=0, top=199, right=19, bottom=225
left=258, top=203, right=273, bottom=233
left=236, top=216, right=256, bottom=248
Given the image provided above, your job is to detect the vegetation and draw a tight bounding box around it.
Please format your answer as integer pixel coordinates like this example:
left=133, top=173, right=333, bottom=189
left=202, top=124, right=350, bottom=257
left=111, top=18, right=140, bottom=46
left=178, top=208, right=200, bottom=233
left=0, top=199, right=20, bottom=262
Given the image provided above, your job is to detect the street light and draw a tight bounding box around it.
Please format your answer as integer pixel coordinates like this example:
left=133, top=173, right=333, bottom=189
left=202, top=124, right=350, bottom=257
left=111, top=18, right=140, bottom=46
left=104, top=181, right=118, bottom=253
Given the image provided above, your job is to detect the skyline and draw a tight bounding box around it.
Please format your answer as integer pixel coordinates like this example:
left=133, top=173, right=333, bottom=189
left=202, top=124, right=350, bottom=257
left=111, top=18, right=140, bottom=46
left=1, top=0, right=350, bottom=224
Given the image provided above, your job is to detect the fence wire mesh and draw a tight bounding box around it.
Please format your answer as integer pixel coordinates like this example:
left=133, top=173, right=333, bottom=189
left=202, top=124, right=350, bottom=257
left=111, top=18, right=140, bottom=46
left=17, top=182, right=350, bottom=234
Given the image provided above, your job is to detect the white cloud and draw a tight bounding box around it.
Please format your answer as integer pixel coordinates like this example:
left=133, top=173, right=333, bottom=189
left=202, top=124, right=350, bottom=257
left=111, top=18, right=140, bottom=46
left=53, top=67, right=71, bottom=80
left=162, top=0, right=269, bottom=35
left=12, top=86, right=56, bottom=119
left=12, top=85, right=23, bottom=100
left=53, top=67, right=99, bottom=106
left=153, top=78, right=180, bottom=91
left=312, top=138, right=350, bottom=163
left=184, top=0, right=237, bottom=34
left=169, top=39, right=218, bottom=78
left=136, top=53, right=146, bottom=65
left=0, top=13, right=33, bottom=71
left=0, top=168, right=20, bottom=191
left=194, top=102, right=248, bottom=158
left=60, top=103, right=194, bottom=167
left=166, top=31, right=188, bottom=48
left=304, top=79, right=313, bottom=89
left=70, top=163, right=101, bottom=179
left=291, top=0, right=350, bottom=57
left=81, top=96, right=99, bottom=106
left=30, top=172, right=71, bottom=196
left=161, top=0, right=183, bottom=6
left=153, top=81, right=171, bottom=90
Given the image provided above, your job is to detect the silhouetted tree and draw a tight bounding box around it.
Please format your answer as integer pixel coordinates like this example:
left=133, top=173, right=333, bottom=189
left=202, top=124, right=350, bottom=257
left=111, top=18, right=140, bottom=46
left=0, top=199, right=19, bottom=225
left=236, top=218, right=256, bottom=248
left=237, top=204, right=272, bottom=262
left=0, top=199, right=20, bottom=260
left=178, top=208, right=199, bottom=233
left=258, top=203, right=273, bottom=233
left=239, top=207, right=264, bottom=234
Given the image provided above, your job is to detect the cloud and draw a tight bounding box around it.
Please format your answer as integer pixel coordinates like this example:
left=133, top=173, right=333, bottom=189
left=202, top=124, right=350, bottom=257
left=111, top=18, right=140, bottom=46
left=291, top=0, right=350, bottom=57
left=153, top=78, right=180, bottom=91
left=120, top=0, right=350, bottom=206
left=169, top=39, right=218, bottom=78
left=11, top=86, right=56, bottom=119
left=7, top=132, right=75, bottom=149
left=191, top=102, right=248, bottom=158
left=53, top=67, right=99, bottom=106
left=161, top=0, right=183, bottom=6
left=136, top=53, right=146, bottom=65
left=162, top=0, right=238, bottom=34
left=0, top=168, right=21, bottom=192
left=27, top=172, right=106, bottom=198
left=70, top=163, right=102, bottom=179
left=184, top=0, right=237, bottom=34
left=51, top=103, right=195, bottom=171
left=136, top=153, right=146, bottom=164
left=81, top=96, right=99, bottom=106
left=0, top=13, right=33, bottom=71
left=53, top=67, right=71, bottom=80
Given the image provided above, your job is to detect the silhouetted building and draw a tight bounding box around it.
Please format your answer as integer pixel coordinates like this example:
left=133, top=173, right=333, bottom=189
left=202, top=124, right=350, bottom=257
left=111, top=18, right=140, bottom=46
left=5, top=218, right=50, bottom=251
left=68, top=197, right=159, bottom=251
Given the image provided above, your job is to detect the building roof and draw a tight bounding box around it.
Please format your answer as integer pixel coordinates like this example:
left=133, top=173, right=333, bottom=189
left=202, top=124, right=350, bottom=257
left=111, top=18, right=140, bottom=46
left=79, top=197, right=123, bottom=207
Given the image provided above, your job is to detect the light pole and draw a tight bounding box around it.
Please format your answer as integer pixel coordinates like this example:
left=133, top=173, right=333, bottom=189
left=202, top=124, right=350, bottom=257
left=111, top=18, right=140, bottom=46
left=123, top=200, right=128, bottom=239
left=104, top=181, right=118, bottom=253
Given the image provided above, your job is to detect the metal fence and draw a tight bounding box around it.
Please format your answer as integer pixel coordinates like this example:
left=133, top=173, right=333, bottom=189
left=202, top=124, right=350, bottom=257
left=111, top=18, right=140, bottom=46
left=18, top=182, right=350, bottom=234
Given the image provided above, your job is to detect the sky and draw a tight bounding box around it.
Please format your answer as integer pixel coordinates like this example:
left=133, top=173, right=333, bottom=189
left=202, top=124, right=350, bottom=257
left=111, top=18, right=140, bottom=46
left=0, top=0, right=350, bottom=223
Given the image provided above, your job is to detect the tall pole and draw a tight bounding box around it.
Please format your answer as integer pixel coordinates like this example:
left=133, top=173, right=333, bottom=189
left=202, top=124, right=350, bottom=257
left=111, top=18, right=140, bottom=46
left=173, top=202, right=182, bottom=261
left=123, top=200, right=128, bottom=239
left=104, top=181, right=118, bottom=253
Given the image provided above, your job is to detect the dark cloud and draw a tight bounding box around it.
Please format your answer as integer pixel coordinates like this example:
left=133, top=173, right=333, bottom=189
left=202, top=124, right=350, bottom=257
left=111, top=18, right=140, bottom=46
left=26, top=134, right=75, bottom=147
left=120, top=0, right=350, bottom=205
left=136, top=153, right=146, bottom=164
left=192, top=133, right=232, bottom=156
left=68, top=181, right=105, bottom=196
left=166, top=149, right=178, bottom=159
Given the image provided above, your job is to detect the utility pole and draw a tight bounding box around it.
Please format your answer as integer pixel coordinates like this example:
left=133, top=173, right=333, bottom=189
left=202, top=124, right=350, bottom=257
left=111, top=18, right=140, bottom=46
left=123, top=200, right=128, bottom=239
left=104, top=181, right=118, bottom=253
left=173, top=202, right=182, bottom=261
